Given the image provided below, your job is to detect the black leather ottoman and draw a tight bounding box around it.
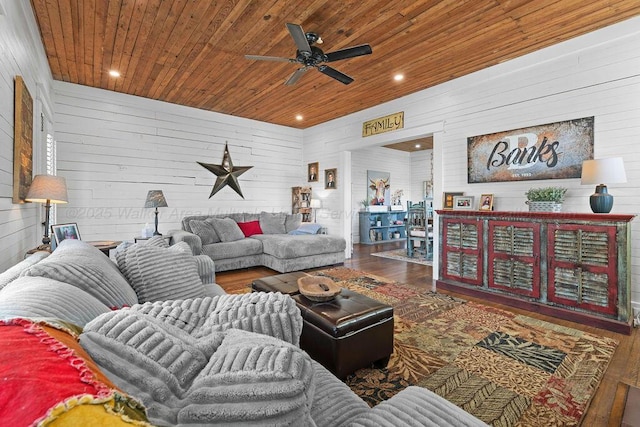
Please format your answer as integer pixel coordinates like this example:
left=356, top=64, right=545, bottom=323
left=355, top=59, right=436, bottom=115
left=252, top=273, right=394, bottom=379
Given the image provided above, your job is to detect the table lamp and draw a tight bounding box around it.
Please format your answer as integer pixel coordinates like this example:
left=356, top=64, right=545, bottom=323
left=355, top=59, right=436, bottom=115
left=580, top=157, right=627, bottom=213
left=25, top=175, right=68, bottom=247
left=310, top=199, right=322, bottom=223
left=144, top=190, right=168, bottom=235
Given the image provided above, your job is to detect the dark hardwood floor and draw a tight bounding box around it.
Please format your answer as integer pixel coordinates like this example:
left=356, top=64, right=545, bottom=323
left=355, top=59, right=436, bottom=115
left=215, top=242, right=639, bottom=426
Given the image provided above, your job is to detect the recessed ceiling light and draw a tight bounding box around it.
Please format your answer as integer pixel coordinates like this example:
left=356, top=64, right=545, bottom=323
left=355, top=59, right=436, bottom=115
left=295, top=115, right=303, bottom=121
left=415, top=144, right=421, bottom=148
left=109, top=70, right=121, bottom=78
left=394, top=74, right=404, bottom=81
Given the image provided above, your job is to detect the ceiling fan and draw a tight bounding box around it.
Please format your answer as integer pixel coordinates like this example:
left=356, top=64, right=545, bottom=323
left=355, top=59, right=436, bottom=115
left=245, top=23, right=372, bottom=85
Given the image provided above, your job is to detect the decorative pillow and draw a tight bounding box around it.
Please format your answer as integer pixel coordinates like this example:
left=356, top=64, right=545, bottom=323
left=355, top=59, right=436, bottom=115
left=237, top=220, right=263, bottom=237
left=0, top=319, right=150, bottom=426
left=146, top=235, right=170, bottom=248
left=20, top=240, right=138, bottom=309
left=285, top=213, right=303, bottom=233
left=0, top=277, right=111, bottom=327
left=288, top=223, right=323, bottom=235
left=121, top=244, right=206, bottom=303
left=259, top=212, right=287, bottom=234
left=209, top=218, right=245, bottom=242
left=189, top=219, right=220, bottom=245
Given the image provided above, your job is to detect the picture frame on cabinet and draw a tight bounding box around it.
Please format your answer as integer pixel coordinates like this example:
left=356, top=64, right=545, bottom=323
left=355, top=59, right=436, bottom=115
left=479, top=194, right=494, bottom=210
left=453, top=196, right=474, bottom=210
left=443, top=192, right=464, bottom=210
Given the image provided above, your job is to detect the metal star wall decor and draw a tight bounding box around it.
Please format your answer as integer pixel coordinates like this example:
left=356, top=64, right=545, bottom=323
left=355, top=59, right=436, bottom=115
left=197, top=143, right=253, bottom=199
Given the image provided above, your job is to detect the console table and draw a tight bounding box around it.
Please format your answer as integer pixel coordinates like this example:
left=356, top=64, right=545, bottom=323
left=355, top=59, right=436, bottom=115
left=436, top=210, right=635, bottom=334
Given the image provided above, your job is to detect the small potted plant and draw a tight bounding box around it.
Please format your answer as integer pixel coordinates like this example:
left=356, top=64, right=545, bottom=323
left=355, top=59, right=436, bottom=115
left=525, top=186, right=568, bottom=212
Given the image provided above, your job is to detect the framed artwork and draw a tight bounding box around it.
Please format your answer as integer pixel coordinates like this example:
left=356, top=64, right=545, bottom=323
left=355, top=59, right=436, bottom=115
left=367, top=170, right=390, bottom=205
left=13, top=76, right=34, bottom=204
left=453, top=196, right=474, bottom=210
left=325, top=168, right=337, bottom=189
left=308, top=162, right=319, bottom=182
left=479, top=194, right=494, bottom=210
left=423, top=180, right=433, bottom=199
left=467, top=116, right=594, bottom=183
left=443, top=192, right=464, bottom=210
left=51, top=223, right=81, bottom=245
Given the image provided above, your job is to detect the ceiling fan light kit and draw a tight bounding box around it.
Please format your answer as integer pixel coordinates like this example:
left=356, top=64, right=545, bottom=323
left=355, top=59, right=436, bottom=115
left=245, top=23, right=372, bottom=85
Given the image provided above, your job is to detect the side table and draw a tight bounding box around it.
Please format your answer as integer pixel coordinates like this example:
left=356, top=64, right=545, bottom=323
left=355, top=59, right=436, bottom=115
left=88, top=241, right=121, bottom=256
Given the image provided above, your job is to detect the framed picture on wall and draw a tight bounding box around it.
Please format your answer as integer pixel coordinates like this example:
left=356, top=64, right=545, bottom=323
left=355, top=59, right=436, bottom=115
left=51, top=223, right=81, bottom=245
left=308, top=162, right=319, bottom=182
left=325, top=168, right=337, bottom=189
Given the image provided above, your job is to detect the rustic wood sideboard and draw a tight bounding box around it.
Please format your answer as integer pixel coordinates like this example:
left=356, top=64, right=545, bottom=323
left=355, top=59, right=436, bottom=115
left=436, top=210, right=635, bottom=334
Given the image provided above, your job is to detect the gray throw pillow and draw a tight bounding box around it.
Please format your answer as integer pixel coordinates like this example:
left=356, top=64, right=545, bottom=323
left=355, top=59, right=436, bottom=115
left=189, top=219, right=220, bottom=245
left=259, top=212, right=287, bottom=234
left=285, top=213, right=303, bottom=233
left=209, top=218, right=245, bottom=242
left=21, top=239, right=138, bottom=309
left=121, top=244, right=205, bottom=303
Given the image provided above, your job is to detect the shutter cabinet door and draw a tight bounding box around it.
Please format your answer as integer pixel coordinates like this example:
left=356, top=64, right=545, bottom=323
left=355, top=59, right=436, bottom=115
left=547, top=224, right=617, bottom=315
left=488, top=221, right=541, bottom=298
left=442, top=218, right=483, bottom=286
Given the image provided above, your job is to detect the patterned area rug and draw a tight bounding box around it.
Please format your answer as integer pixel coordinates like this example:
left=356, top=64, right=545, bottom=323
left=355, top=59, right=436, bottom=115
left=371, top=248, right=433, bottom=266
left=311, top=268, right=618, bottom=427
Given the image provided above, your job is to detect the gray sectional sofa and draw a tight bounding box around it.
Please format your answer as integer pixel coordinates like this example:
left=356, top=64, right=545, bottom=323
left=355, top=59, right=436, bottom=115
left=169, top=211, right=347, bottom=272
left=0, top=238, right=487, bottom=426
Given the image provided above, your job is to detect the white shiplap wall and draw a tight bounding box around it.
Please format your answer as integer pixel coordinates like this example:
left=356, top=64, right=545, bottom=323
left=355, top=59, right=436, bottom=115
left=0, top=1, right=54, bottom=271
left=410, top=150, right=433, bottom=202
left=304, top=17, right=640, bottom=308
left=53, top=82, right=303, bottom=242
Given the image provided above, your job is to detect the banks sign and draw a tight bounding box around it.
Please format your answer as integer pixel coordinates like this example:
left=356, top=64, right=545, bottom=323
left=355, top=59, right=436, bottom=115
left=467, top=117, right=594, bottom=183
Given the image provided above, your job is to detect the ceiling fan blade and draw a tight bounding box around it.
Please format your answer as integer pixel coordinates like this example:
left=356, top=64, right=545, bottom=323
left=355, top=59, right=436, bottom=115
left=245, top=55, right=294, bottom=63
left=286, top=23, right=311, bottom=53
left=317, top=65, right=354, bottom=85
left=325, top=44, right=372, bottom=62
left=285, top=67, right=310, bottom=85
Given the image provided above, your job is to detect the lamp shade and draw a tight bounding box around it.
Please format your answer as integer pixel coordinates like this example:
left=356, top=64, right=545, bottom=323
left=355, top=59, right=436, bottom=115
left=581, top=158, right=627, bottom=185
left=310, top=199, right=322, bottom=209
left=25, top=175, right=68, bottom=204
left=144, top=190, right=168, bottom=208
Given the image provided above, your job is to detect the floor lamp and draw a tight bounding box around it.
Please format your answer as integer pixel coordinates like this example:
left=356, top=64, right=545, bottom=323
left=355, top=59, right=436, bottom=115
left=144, top=190, right=168, bottom=235
left=25, top=175, right=69, bottom=249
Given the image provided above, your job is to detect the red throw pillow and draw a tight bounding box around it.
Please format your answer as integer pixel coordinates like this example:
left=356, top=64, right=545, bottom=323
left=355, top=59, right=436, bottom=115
left=237, top=220, right=263, bottom=237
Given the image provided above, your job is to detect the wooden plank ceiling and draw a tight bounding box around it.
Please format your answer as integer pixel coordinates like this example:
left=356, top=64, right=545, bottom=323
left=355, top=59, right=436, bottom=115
left=30, top=0, right=640, bottom=129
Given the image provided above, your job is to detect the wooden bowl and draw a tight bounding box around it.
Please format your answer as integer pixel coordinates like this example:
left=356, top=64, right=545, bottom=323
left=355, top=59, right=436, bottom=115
left=297, top=276, right=341, bottom=302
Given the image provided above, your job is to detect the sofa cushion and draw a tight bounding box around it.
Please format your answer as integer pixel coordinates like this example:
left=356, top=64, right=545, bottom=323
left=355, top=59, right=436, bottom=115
left=210, top=218, right=245, bottom=242
left=260, top=212, right=287, bottom=234
left=237, top=220, right=263, bottom=237
left=202, top=238, right=263, bottom=261
left=254, top=234, right=346, bottom=259
left=0, top=319, right=150, bottom=427
left=121, top=244, right=206, bottom=303
left=285, top=213, right=303, bottom=233
left=0, top=251, right=49, bottom=291
left=20, top=240, right=138, bottom=309
left=189, top=219, right=220, bottom=245
left=0, top=277, right=111, bottom=327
